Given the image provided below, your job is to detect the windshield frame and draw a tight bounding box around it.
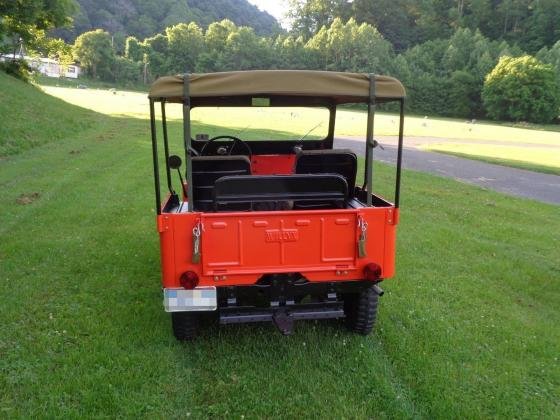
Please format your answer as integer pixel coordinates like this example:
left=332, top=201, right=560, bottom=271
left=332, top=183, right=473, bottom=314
left=189, top=101, right=336, bottom=153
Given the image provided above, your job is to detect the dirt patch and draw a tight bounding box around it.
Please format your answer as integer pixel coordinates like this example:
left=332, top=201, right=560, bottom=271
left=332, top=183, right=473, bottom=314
left=16, top=192, right=40, bottom=205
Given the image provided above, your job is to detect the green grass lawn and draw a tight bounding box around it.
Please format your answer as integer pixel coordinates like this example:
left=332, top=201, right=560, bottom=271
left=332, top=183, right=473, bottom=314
left=1, top=73, right=559, bottom=417
left=423, top=143, right=560, bottom=176
left=42, top=85, right=560, bottom=145
left=40, top=84, right=560, bottom=176
left=426, top=145, right=560, bottom=175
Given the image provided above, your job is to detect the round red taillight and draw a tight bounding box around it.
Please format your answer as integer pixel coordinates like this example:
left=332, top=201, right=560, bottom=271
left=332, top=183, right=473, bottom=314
left=179, top=271, right=199, bottom=290
left=364, top=263, right=382, bottom=281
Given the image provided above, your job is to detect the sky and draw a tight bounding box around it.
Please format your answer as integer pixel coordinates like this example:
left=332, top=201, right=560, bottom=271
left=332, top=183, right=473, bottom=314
left=247, top=0, right=289, bottom=27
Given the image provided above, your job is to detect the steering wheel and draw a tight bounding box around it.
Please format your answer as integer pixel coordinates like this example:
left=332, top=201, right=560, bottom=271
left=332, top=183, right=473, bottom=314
left=200, top=135, right=252, bottom=156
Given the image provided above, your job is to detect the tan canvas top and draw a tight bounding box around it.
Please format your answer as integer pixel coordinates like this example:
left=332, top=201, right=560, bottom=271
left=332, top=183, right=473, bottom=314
left=148, top=70, right=405, bottom=103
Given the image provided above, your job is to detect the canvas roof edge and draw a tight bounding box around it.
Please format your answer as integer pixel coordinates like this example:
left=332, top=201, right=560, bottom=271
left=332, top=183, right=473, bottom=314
left=148, top=70, right=406, bottom=104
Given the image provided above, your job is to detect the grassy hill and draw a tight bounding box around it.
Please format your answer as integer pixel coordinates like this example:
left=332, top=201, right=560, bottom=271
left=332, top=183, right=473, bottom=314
left=0, top=73, right=98, bottom=157
left=0, top=79, right=559, bottom=417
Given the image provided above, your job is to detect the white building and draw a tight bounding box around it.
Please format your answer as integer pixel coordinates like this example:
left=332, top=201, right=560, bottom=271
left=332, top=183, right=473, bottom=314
left=0, top=54, right=81, bottom=79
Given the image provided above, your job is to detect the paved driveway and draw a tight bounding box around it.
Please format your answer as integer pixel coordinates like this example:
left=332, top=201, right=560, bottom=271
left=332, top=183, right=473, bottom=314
left=334, top=136, right=560, bottom=205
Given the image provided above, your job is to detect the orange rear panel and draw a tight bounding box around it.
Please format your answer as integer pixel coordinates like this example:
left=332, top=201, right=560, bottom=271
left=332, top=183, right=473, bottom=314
left=157, top=206, right=398, bottom=288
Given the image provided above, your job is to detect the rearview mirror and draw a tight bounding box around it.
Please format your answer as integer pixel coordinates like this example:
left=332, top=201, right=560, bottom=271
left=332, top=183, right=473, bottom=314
left=168, top=155, right=182, bottom=170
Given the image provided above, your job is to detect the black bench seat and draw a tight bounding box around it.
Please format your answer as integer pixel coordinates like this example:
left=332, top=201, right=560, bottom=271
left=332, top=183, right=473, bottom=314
left=213, top=174, right=348, bottom=211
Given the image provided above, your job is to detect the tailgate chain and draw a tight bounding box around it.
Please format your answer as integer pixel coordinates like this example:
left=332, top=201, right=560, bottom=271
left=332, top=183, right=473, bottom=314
left=192, top=219, right=202, bottom=263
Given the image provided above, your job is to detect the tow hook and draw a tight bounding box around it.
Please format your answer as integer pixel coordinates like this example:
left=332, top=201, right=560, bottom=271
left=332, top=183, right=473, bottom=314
left=272, top=310, right=294, bottom=335
left=372, top=284, right=384, bottom=296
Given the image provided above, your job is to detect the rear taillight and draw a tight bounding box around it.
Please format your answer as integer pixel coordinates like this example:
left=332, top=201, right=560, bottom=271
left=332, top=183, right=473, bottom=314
left=179, top=271, right=199, bottom=289
left=364, top=263, right=382, bottom=281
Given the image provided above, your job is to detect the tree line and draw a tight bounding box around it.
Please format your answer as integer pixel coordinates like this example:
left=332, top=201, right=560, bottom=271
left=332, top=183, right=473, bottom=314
left=288, top=0, right=560, bottom=54
left=72, top=18, right=560, bottom=122
left=2, top=0, right=560, bottom=122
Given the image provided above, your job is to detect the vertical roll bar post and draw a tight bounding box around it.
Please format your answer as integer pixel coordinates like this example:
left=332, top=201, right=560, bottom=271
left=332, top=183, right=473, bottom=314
left=364, top=73, right=376, bottom=206
left=183, top=73, right=194, bottom=211
left=149, top=99, right=161, bottom=214
left=160, top=101, right=174, bottom=194
left=395, top=98, right=405, bottom=208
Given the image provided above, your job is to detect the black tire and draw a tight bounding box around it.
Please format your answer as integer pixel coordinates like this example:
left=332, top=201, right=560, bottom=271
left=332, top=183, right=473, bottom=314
left=343, top=285, right=379, bottom=335
left=171, top=312, right=198, bottom=341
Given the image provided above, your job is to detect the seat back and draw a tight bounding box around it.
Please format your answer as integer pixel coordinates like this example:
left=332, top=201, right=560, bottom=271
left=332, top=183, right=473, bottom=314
left=295, top=149, right=357, bottom=198
left=191, top=155, right=251, bottom=211
left=213, top=174, right=348, bottom=211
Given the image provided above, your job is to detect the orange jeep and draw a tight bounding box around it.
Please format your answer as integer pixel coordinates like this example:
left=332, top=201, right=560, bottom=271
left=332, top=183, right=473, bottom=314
left=147, top=70, right=406, bottom=339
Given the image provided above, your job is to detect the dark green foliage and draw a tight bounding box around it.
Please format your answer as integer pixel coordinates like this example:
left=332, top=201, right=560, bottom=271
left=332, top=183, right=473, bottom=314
left=0, top=0, right=76, bottom=79
left=295, top=0, right=560, bottom=54
left=446, top=70, right=481, bottom=118
left=124, top=36, right=144, bottom=62
left=73, top=29, right=115, bottom=79
left=113, top=56, right=143, bottom=86
left=0, top=58, right=33, bottom=82
left=0, top=0, right=76, bottom=46
left=482, top=56, right=560, bottom=123
left=54, top=0, right=281, bottom=45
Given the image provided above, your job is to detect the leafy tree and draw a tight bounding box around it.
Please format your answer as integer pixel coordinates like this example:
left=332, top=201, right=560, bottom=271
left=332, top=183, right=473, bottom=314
left=0, top=0, right=76, bottom=56
left=219, top=27, right=271, bottom=70
left=125, top=36, right=144, bottom=62
left=537, top=41, right=560, bottom=87
left=73, top=29, right=115, bottom=79
left=351, top=0, right=419, bottom=51
left=40, top=37, right=74, bottom=75
left=165, top=22, right=204, bottom=73
left=482, top=55, right=560, bottom=123
left=197, top=20, right=237, bottom=72
left=305, top=18, right=392, bottom=73
left=288, top=0, right=352, bottom=39
left=113, top=56, right=142, bottom=85
left=142, top=33, right=169, bottom=77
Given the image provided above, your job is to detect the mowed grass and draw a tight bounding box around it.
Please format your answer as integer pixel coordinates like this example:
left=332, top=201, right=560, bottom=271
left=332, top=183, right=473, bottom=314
left=1, top=74, right=559, bottom=417
left=423, top=143, right=560, bottom=175
left=0, top=73, right=99, bottom=156
left=42, top=85, right=560, bottom=176
left=43, top=85, right=560, bottom=145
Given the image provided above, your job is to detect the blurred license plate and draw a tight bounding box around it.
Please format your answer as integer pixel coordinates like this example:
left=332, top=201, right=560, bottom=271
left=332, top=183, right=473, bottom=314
left=163, top=287, right=217, bottom=312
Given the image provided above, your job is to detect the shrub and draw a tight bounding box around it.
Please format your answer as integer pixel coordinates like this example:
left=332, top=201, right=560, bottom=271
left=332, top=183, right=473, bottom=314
left=0, top=59, right=33, bottom=82
left=482, top=55, right=560, bottom=123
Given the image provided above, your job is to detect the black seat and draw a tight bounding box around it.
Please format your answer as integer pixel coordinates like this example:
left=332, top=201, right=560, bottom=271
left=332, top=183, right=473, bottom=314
left=295, top=149, right=357, bottom=199
left=191, top=155, right=251, bottom=211
left=213, top=174, right=348, bottom=211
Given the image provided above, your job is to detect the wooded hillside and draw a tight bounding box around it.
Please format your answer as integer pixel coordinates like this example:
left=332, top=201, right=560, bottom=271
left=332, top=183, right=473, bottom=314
left=54, top=0, right=281, bottom=44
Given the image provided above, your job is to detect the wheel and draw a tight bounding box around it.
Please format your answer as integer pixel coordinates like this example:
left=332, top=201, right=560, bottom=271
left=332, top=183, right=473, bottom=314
left=343, top=285, right=379, bottom=335
left=171, top=312, right=198, bottom=341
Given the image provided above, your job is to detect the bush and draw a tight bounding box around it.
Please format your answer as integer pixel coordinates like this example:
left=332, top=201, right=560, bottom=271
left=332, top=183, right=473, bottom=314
left=482, top=55, right=560, bottom=123
left=446, top=70, right=482, bottom=118
left=112, top=56, right=142, bottom=85
left=0, top=59, right=33, bottom=82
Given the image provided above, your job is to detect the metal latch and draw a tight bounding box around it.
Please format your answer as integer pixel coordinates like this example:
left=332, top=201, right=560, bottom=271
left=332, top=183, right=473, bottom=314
left=192, top=219, right=202, bottom=263
left=357, top=215, right=368, bottom=258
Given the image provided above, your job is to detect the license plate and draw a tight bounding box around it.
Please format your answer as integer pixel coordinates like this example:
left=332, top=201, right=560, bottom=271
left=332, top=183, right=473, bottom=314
left=163, top=287, right=217, bottom=312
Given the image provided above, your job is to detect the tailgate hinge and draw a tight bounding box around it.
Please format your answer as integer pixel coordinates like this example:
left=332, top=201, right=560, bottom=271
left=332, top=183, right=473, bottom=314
left=157, top=215, right=170, bottom=233
left=386, top=209, right=399, bottom=226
